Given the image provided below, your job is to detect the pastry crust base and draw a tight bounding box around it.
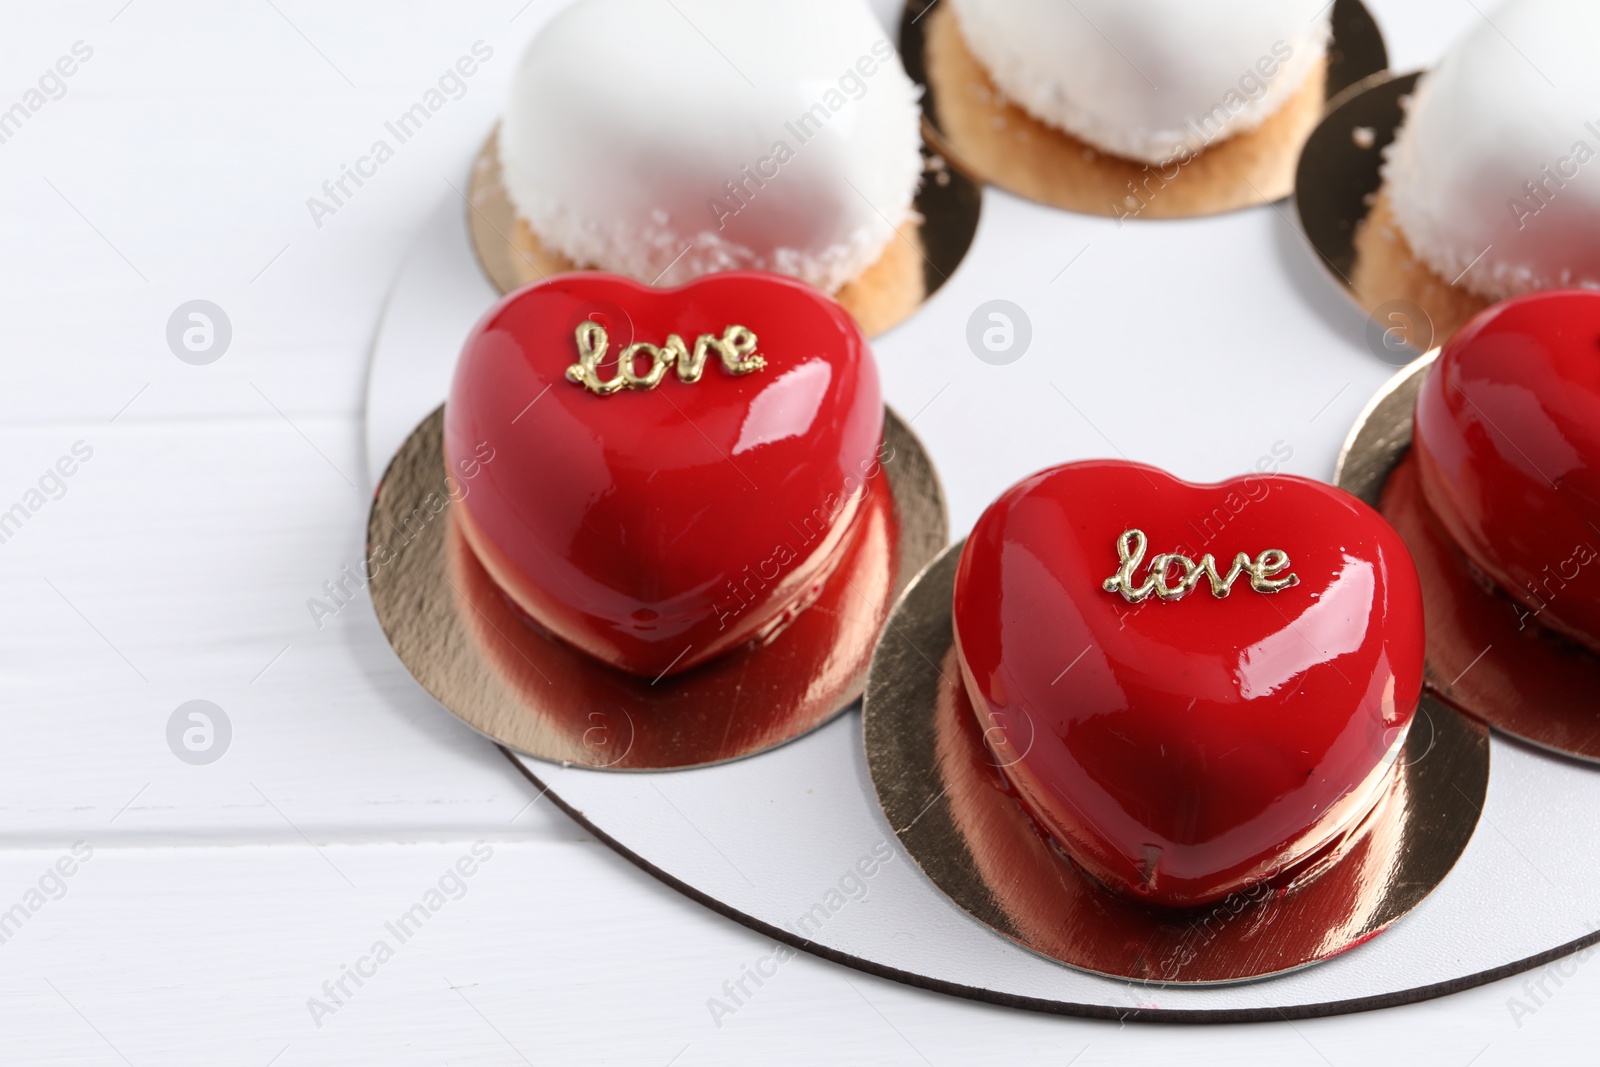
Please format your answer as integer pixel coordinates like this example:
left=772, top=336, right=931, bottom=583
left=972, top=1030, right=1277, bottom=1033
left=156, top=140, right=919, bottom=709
left=923, top=3, right=1327, bottom=218
left=1351, top=188, right=1490, bottom=346
left=470, top=139, right=927, bottom=340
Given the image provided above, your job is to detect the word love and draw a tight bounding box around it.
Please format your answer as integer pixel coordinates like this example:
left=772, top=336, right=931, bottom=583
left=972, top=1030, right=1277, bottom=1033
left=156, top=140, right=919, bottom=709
left=566, top=321, right=766, bottom=396
left=1102, top=529, right=1298, bottom=604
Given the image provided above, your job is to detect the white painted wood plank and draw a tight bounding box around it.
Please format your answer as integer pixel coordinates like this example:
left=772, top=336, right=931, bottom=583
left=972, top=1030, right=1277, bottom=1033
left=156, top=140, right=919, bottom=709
left=0, top=839, right=1584, bottom=1066
left=0, top=420, right=548, bottom=837
left=0, top=1, right=547, bottom=426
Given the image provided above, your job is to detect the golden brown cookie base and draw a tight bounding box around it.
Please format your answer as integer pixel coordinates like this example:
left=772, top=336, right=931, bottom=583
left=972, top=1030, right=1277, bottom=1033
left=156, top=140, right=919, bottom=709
left=470, top=132, right=927, bottom=339
left=921, top=3, right=1328, bottom=218
left=1351, top=188, right=1490, bottom=345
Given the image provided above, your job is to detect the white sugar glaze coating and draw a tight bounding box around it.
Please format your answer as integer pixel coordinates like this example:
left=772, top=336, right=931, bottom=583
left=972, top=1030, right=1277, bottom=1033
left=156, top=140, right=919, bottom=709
left=947, top=0, right=1331, bottom=165
left=1384, top=0, right=1600, bottom=301
left=499, top=0, right=924, bottom=292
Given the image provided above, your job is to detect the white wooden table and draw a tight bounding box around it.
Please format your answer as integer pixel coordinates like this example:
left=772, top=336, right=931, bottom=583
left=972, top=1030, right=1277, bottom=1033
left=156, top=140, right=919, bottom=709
left=1, top=1, right=1589, bottom=1062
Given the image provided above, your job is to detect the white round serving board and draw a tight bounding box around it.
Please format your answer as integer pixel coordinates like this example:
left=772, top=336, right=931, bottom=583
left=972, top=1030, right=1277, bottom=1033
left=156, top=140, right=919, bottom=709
left=364, top=173, right=1600, bottom=1019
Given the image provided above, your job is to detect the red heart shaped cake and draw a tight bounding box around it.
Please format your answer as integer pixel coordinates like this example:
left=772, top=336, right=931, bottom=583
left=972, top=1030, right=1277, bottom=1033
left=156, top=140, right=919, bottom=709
left=952, top=461, right=1424, bottom=908
left=445, top=272, right=884, bottom=678
left=1413, top=290, right=1600, bottom=655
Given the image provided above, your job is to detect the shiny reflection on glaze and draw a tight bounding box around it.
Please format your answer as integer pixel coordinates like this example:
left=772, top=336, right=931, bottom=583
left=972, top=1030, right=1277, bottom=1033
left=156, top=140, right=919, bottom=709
left=1236, top=555, right=1373, bottom=698
left=734, top=360, right=832, bottom=455
left=1414, top=290, right=1600, bottom=656
left=1384, top=450, right=1600, bottom=760
left=445, top=272, right=883, bottom=678
left=951, top=461, right=1425, bottom=908
left=452, top=457, right=899, bottom=767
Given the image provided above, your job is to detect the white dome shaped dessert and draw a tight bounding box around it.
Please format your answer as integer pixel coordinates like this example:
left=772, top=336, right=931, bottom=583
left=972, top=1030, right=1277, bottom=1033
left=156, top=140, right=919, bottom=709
left=1383, top=0, right=1600, bottom=302
left=947, top=0, right=1331, bottom=165
left=499, top=0, right=924, bottom=293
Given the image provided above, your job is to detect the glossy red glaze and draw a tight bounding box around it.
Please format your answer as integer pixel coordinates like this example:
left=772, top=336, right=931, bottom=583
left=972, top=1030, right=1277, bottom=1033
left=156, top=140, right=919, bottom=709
left=1381, top=452, right=1600, bottom=754
left=1414, top=290, right=1600, bottom=655
left=445, top=272, right=884, bottom=678
left=951, top=461, right=1425, bottom=909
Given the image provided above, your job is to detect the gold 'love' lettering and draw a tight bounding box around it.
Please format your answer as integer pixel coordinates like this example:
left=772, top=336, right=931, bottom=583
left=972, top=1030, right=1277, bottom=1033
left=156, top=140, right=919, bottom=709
left=1101, top=529, right=1298, bottom=604
left=565, top=321, right=767, bottom=396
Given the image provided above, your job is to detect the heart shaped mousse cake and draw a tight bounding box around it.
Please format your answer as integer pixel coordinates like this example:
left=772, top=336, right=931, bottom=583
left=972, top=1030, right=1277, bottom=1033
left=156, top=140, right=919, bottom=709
left=1414, top=290, right=1600, bottom=654
left=445, top=272, right=884, bottom=678
left=952, top=461, right=1424, bottom=908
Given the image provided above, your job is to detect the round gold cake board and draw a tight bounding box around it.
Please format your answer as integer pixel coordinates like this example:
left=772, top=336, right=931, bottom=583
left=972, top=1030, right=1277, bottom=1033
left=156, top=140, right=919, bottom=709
left=369, top=405, right=947, bottom=771
left=1334, top=353, right=1600, bottom=762
left=466, top=129, right=982, bottom=340
left=1296, top=71, right=1490, bottom=356
left=902, top=0, right=1388, bottom=219
left=863, top=541, right=1488, bottom=985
